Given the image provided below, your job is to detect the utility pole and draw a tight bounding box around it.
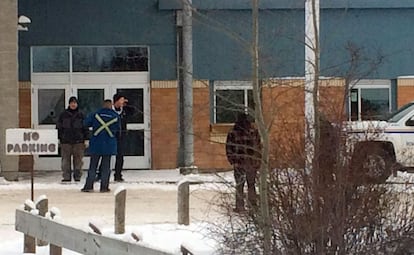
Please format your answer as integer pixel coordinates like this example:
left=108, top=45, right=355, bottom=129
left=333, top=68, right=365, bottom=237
left=180, top=0, right=196, bottom=174
left=304, top=0, right=320, bottom=174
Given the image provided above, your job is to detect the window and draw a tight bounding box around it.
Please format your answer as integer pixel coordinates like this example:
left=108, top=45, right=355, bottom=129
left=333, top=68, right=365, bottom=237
left=32, top=46, right=148, bottom=73
left=213, top=81, right=255, bottom=123
left=32, top=47, right=70, bottom=72
left=72, top=46, right=148, bottom=72
left=349, top=80, right=391, bottom=121
left=37, top=89, right=65, bottom=125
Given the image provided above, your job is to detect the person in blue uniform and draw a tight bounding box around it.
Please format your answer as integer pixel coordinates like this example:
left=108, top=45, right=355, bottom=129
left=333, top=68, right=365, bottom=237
left=81, top=99, right=120, bottom=192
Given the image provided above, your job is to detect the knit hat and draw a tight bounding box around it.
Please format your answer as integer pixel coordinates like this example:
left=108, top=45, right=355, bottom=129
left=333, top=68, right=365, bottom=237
left=68, top=96, right=78, bottom=104
left=113, top=93, right=126, bottom=103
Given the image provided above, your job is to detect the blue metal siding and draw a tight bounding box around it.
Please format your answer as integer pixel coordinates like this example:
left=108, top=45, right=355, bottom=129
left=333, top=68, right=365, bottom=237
left=321, top=8, right=414, bottom=79
left=159, top=0, right=414, bottom=10
left=193, top=9, right=304, bottom=80
left=18, top=1, right=414, bottom=81
left=18, top=0, right=177, bottom=80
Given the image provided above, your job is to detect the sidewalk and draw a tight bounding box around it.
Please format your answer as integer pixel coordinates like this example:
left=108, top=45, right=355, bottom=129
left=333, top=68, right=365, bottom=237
left=15, top=169, right=234, bottom=184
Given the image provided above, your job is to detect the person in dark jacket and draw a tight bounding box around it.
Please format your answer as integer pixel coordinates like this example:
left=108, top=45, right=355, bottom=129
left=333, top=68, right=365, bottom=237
left=112, top=93, right=137, bottom=182
left=56, top=96, right=88, bottom=182
left=81, top=100, right=120, bottom=192
left=226, top=113, right=261, bottom=212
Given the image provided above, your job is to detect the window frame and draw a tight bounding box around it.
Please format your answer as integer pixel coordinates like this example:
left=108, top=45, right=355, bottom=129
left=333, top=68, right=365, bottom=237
left=31, top=45, right=149, bottom=74
left=213, top=80, right=253, bottom=124
left=348, top=79, right=392, bottom=121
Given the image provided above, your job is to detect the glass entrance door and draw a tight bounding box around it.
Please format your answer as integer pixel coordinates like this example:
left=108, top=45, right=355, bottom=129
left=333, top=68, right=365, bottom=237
left=32, top=86, right=68, bottom=170
left=32, top=80, right=151, bottom=170
left=75, top=84, right=151, bottom=169
left=30, top=45, right=150, bottom=171
left=112, top=85, right=150, bottom=169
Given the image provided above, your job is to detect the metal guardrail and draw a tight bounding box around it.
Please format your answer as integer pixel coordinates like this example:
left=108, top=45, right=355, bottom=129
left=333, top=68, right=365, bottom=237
left=15, top=209, right=173, bottom=255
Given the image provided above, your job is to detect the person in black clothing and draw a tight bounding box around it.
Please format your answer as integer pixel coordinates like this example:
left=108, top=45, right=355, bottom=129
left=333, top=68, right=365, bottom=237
left=56, top=96, right=89, bottom=182
left=226, top=113, right=261, bottom=212
left=112, top=93, right=137, bottom=182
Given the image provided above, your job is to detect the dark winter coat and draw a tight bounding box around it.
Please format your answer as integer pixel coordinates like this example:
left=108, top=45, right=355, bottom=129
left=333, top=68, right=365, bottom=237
left=226, top=121, right=261, bottom=169
left=113, top=105, right=137, bottom=140
left=84, top=108, right=120, bottom=155
left=56, top=108, right=88, bottom=144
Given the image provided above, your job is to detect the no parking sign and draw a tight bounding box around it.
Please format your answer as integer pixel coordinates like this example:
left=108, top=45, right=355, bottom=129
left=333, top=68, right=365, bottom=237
left=6, top=129, right=58, bottom=155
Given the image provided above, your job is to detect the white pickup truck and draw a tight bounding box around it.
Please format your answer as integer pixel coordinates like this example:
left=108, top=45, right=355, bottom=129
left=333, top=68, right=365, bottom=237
left=347, top=102, right=414, bottom=183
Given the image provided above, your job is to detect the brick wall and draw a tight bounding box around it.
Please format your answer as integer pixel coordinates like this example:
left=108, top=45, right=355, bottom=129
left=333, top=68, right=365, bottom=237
left=150, top=80, right=231, bottom=170
left=150, top=81, right=179, bottom=169
left=19, top=78, right=348, bottom=171
left=397, top=78, right=414, bottom=107
left=193, top=81, right=230, bottom=170
left=260, top=79, right=346, bottom=167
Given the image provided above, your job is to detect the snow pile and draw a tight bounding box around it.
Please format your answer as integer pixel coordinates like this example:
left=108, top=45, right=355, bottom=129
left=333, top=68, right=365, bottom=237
left=387, top=171, right=414, bottom=193
left=100, top=222, right=218, bottom=254
left=114, top=185, right=126, bottom=196
left=0, top=177, right=11, bottom=185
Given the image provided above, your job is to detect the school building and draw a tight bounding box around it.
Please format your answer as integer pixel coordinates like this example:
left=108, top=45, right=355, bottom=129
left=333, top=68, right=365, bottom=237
left=2, top=0, right=414, bottom=177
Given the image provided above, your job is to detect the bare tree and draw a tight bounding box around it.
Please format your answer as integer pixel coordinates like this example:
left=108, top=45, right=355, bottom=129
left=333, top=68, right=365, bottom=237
left=176, top=2, right=414, bottom=255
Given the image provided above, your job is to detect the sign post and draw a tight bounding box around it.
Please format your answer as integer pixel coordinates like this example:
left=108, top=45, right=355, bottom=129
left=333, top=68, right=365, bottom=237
left=6, top=129, right=58, bottom=200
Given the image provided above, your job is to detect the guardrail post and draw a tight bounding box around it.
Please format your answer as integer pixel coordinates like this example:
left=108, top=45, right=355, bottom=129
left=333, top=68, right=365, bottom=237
left=181, top=245, right=194, bottom=255
left=36, top=196, right=48, bottom=246
left=115, top=188, right=126, bottom=234
left=178, top=181, right=190, bottom=225
left=49, top=210, right=62, bottom=255
left=23, top=201, right=36, bottom=253
left=16, top=209, right=175, bottom=255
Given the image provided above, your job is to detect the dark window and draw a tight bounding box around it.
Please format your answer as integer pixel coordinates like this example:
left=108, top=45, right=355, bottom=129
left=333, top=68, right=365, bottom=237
left=360, top=88, right=389, bottom=120
left=350, top=87, right=390, bottom=121
left=350, top=89, right=358, bottom=121
left=32, top=47, right=69, bottom=72
left=38, top=89, right=65, bottom=124
left=116, top=88, right=144, bottom=124
left=215, top=89, right=254, bottom=123
left=73, top=47, right=148, bottom=72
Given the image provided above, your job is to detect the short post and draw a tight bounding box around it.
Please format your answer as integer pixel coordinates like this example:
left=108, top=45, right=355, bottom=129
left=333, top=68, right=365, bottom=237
left=114, top=187, right=126, bottom=234
left=49, top=244, right=62, bottom=255
left=36, top=196, right=48, bottom=246
left=177, top=181, right=190, bottom=225
left=88, top=222, right=102, bottom=235
left=23, top=201, right=36, bottom=253
left=181, top=245, right=194, bottom=255
left=49, top=210, right=62, bottom=255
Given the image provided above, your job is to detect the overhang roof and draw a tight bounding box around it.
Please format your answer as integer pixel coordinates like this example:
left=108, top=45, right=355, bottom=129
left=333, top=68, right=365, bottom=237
left=159, top=0, right=414, bottom=10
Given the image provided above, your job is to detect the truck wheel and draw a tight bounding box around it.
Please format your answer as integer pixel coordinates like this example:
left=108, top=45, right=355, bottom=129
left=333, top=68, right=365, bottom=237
left=351, top=147, right=392, bottom=184
left=363, top=150, right=391, bottom=183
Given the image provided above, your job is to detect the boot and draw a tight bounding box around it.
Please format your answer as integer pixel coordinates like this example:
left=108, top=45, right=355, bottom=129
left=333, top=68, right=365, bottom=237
left=234, top=192, right=245, bottom=213
left=247, top=188, right=258, bottom=210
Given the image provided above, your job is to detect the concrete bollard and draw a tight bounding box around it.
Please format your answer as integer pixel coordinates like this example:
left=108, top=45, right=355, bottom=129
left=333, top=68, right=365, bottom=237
left=177, top=181, right=190, bottom=225
left=114, top=187, right=127, bottom=234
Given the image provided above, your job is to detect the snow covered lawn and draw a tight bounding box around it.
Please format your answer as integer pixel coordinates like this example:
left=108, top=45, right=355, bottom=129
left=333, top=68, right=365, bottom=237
left=0, top=173, right=231, bottom=255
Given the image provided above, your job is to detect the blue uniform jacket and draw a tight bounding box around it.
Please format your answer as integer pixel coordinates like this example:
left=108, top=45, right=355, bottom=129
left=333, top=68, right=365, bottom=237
left=84, top=108, right=120, bottom=155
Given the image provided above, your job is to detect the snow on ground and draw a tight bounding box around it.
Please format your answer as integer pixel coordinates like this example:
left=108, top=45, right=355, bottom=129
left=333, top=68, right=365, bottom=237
left=2, top=223, right=217, bottom=255
left=2, top=169, right=414, bottom=255
left=0, top=169, right=233, bottom=255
